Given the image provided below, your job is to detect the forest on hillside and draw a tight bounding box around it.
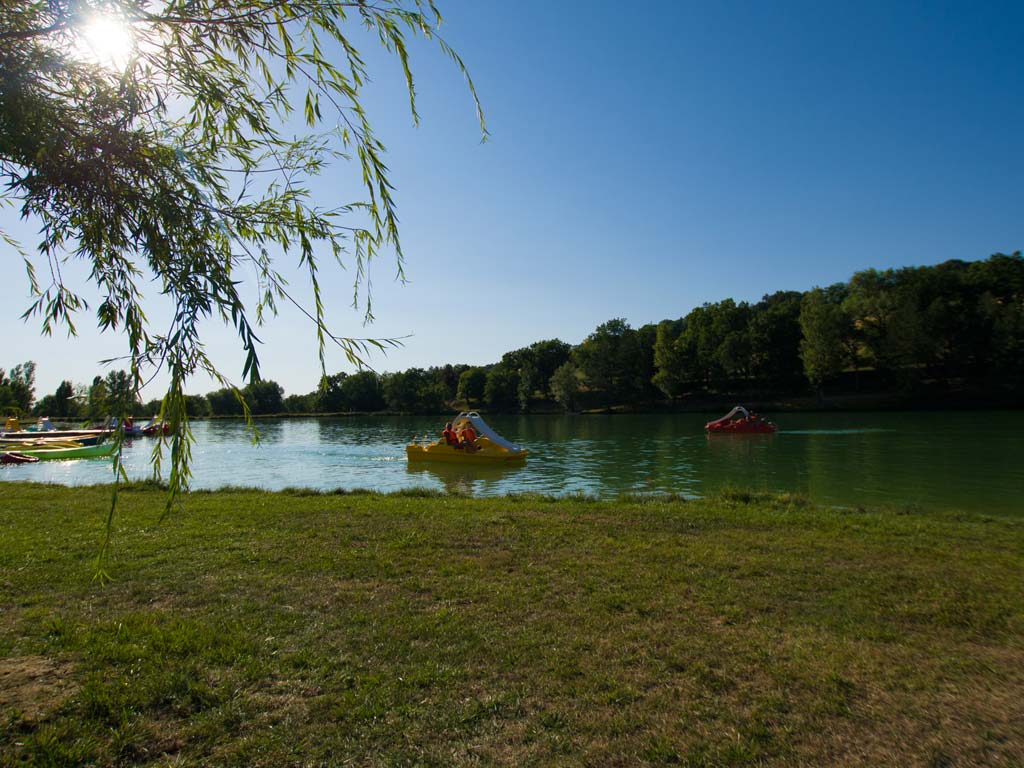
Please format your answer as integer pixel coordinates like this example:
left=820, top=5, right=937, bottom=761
left=4, top=253, right=1021, bottom=418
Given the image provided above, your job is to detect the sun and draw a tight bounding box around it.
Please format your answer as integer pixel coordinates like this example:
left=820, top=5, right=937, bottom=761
left=74, top=14, right=136, bottom=69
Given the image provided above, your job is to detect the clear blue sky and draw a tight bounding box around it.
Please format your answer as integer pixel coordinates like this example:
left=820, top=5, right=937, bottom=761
left=5, top=0, right=1023, bottom=399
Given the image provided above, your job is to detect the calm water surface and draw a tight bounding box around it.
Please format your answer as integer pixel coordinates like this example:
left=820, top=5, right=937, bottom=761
left=3, top=412, right=1022, bottom=515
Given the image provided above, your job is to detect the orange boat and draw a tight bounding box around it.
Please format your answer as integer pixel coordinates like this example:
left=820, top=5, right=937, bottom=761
left=705, top=406, right=777, bottom=434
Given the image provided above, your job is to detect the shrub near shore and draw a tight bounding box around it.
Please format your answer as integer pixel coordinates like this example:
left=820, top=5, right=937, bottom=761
left=1, top=483, right=1021, bottom=766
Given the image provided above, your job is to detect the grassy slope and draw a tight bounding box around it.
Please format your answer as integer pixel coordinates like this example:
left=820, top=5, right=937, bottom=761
left=0, top=483, right=1021, bottom=767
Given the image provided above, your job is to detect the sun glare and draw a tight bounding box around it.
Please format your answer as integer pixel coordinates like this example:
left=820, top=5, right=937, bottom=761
left=74, top=14, right=136, bottom=70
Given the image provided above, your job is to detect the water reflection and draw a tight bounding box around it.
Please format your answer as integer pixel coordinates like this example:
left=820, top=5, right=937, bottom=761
left=405, top=462, right=525, bottom=496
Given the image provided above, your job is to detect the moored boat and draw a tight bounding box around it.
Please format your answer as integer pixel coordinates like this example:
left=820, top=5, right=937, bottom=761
left=406, top=412, right=527, bottom=464
left=104, top=416, right=144, bottom=437
left=0, top=434, right=102, bottom=447
left=16, top=443, right=117, bottom=461
left=140, top=415, right=170, bottom=435
left=705, top=406, right=777, bottom=434
left=0, top=439, right=89, bottom=452
left=0, top=452, right=40, bottom=465
left=1, top=417, right=113, bottom=441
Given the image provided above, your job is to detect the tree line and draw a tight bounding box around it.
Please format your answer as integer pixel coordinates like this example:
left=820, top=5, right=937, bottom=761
left=7, top=254, right=1021, bottom=419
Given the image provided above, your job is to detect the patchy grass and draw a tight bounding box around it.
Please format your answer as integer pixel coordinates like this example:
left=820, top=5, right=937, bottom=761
left=0, top=482, right=1021, bottom=766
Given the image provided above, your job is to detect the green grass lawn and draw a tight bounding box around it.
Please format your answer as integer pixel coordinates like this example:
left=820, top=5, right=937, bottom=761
left=1, top=482, right=1021, bottom=766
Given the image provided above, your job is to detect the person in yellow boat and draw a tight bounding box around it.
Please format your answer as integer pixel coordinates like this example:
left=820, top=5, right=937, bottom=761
left=459, top=424, right=478, bottom=452
left=441, top=422, right=459, bottom=445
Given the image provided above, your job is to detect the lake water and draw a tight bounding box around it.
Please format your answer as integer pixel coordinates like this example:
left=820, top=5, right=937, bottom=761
left=3, top=412, right=1022, bottom=515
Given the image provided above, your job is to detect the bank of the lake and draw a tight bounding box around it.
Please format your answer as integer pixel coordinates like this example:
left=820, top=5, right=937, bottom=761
left=1, top=483, right=1021, bottom=766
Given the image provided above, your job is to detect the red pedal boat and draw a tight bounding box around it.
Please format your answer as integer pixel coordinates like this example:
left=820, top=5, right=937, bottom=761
left=705, top=406, right=777, bottom=434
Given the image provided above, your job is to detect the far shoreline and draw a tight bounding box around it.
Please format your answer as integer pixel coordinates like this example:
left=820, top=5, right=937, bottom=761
left=189, top=391, right=1022, bottom=420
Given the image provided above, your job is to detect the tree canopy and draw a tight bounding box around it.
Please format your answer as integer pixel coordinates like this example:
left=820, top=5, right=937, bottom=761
left=1, top=0, right=483, bottom=504
left=8, top=251, right=1023, bottom=428
left=0, top=362, right=35, bottom=415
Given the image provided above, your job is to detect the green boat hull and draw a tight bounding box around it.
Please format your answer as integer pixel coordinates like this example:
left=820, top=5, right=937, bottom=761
left=17, top=443, right=117, bottom=461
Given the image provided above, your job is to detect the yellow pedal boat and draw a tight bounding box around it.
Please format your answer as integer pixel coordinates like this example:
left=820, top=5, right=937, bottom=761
left=405, top=412, right=527, bottom=465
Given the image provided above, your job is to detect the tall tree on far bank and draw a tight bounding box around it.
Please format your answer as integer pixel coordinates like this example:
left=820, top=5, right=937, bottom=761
left=799, top=288, right=848, bottom=400
left=79, top=371, right=142, bottom=420
left=317, top=373, right=350, bottom=413
left=529, top=340, right=572, bottom=398
left=341, top=371, right=386, bottom=413
left=550, top=362, right=582, bottom=412
left=652, top=319, right=687, bottom=399
left=105, top=370, right=138, bottom=417
left=574, top=319, right=646, bottom=407
left=33, top=379, right=78, bottom=418
left=206, top=388, right=245, bottom=417
left=483, top=366, right=519, bottom=411
left=748, top=291, right=804, bottom=388
left=383, top=369, right=446, bottom=413
left=456, top=368, right=487, bottom=406
left=498, top=339, right=571, bottom=411
left=245, top=380, right=284, bottom=415
left=0, top=362, right=35, bottom=414
left=87, top=377, right=109, bottom=420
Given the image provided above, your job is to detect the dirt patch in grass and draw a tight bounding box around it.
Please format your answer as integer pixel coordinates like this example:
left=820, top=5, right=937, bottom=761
left=0, top=655, right=75, bottom=719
